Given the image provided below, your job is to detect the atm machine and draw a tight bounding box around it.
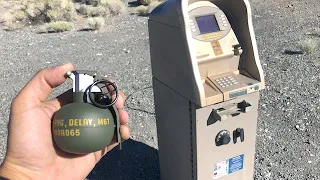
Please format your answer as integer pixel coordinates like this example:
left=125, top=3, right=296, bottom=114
left=148, top=0, right=265, bottom=179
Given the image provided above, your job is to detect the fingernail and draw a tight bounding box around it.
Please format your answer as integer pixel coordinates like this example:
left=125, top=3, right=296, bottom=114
left=61, top=62, right=75, bottom=72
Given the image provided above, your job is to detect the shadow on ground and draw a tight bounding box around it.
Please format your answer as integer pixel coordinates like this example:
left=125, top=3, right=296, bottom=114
left=87, top=139, right=160, bottom=180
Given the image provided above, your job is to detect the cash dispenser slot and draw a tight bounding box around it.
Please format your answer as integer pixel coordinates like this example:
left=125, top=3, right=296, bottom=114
left=207, top=100, right=253, bottom=125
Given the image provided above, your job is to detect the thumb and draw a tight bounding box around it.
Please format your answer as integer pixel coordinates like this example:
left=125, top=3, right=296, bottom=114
left=13, top=63, right=75, bottom=108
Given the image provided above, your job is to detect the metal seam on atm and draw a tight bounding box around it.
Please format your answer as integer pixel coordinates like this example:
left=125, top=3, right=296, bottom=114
left=153, top=77, right=200, bottom=105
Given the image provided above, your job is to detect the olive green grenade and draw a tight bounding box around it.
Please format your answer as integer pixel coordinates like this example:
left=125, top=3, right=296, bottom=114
left=52, top=70, right=121, bottom=154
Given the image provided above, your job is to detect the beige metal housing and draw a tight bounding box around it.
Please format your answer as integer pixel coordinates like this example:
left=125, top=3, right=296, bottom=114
left=149, top=0, right=265, bottom=179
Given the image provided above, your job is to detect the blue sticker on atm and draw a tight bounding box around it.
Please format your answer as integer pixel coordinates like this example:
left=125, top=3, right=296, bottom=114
left=213, top=154, right=244, bottom=179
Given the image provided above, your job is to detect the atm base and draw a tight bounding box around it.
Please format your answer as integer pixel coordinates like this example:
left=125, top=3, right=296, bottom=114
left=153, top=78, right=259, bottom=180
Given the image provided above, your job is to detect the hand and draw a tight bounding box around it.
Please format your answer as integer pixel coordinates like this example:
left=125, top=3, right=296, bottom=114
left=0, top=63, right=130, bottom=180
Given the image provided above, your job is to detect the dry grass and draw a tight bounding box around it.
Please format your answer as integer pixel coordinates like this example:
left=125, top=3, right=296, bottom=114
left=148, top=1, right=162, bottom=12
left=87, top=6, right=108, bottom=17
left=136, top=0, right=162, bottom=15
left=0, top=0, right=127, bottom=31
left=87, top=17, right=105, bottom=30
left=136, top=5, right=149, bottom=16
left=310, top=28, right=320, bottom=37
left=1, top=0, right=76, bottom=29
left=140, top=0, right=152, bottom=6
left=47, top=21, right=74, bottom=32
left=297, top=39, right=318, bottom=54
left=100, top=0, right=126, bottom=15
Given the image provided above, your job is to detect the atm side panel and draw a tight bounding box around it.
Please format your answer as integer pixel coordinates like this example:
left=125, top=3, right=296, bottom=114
left=196, top=92, right=259, bottom=180
left=153, top=78, right=197, bottom=180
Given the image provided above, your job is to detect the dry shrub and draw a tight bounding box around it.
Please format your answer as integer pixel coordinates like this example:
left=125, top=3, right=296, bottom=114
left=1, top=0, right=76, bottom=29
left=47, top=21, right=74, bottom=32
left=136, top=0, right=161, bottom=15
left=136, top=5, right=149, bottom=15
left=140, top=0, right=152, bottom=6
left=100, top=0, right=126, bottom=15
left=298, top=39, right=318, bottom=54
left=310, top=28, right=320, bottom=37
left=87, top=6, right=108, bottom=17
left=87, top=17, right=105, bottom=30
left=148, top=1, right=162, bottom=12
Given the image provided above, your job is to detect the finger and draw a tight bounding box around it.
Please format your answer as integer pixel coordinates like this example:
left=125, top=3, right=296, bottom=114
left=14, top=63, right=75, bottom=107
left=118, top=108, right=129, bottom=125
left=120, top=124, right=130, bottom=140
left=103, top=124, right=130, bottom=154
left=113, top=91, right=125, bottom=109
left=103, top=77, right=116, bottom=92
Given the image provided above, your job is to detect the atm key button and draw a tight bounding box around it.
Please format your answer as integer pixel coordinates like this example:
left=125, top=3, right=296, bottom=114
left=223, top=24, right=228, bottom=27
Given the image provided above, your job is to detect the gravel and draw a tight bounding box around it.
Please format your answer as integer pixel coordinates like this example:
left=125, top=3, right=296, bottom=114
left=0, top=0, right=320, bottom=179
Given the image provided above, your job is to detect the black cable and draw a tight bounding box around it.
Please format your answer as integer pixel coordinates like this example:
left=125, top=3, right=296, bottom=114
left=89, top=79, right=119, bottom=108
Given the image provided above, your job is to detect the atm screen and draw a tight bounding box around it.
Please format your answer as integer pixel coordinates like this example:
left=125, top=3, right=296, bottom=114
left=196, top=15, right=220, bottom=34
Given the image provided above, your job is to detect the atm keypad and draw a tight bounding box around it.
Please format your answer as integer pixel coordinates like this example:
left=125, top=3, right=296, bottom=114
left=215, top=76, right=238, bottom=88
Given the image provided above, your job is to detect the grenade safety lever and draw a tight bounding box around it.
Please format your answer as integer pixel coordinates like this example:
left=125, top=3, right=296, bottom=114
left=52, top=70, right=121, bottom=154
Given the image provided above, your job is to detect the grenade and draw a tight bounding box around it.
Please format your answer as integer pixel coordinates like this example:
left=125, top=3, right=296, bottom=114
left=52, top=70, right=121, bottom=154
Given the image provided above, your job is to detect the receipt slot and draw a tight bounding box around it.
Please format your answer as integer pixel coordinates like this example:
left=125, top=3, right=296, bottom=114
left=148, top=0, right=265, bottom=180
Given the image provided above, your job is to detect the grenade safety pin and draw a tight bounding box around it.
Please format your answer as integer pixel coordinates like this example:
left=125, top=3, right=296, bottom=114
left=52, top=70, right=121, bottom=154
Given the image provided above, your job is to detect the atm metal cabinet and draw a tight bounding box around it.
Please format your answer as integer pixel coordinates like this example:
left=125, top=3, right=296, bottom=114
left=148, top=0, right=265, bottom=179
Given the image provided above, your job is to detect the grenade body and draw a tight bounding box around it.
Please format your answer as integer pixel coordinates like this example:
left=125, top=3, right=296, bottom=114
left=52, top=84, right=118, bottom=154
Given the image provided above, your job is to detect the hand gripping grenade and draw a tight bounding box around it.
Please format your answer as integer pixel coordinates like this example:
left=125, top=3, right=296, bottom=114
left=52, top=70, right=121, bottom=154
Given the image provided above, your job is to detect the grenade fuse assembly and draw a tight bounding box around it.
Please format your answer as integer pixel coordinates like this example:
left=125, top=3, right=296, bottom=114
left=52, top=70, right=121, bottom=154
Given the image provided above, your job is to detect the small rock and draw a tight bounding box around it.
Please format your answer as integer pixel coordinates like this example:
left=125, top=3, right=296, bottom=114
left=264, top=172, right=271, bottom=178
left=308, top=160, right=312, bottom=163
left=295, top=124, right=306, bottom=131
left=96, top=53, right=103, bottom=56
left=46, top=61, right=51, bottom=64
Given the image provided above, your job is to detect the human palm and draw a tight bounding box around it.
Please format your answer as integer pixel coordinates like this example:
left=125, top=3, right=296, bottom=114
left=0, top=63, right=130, bottom=180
